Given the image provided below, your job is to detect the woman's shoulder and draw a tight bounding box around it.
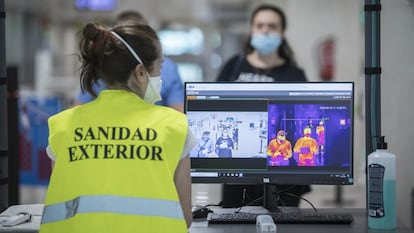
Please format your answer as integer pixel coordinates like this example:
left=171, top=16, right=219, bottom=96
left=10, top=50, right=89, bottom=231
left=275, top=64, right=307, bottom=81
left=152, top=105, right=187, bottom=120
left=278, top=63, right=304, bottom=72
left=48, top=106, right=79, bottom=126
left=216, top=54, right=246, bottom=82
left=227, top=54, right=244, bottom=63
left=222, top=54, right=245, bottom=69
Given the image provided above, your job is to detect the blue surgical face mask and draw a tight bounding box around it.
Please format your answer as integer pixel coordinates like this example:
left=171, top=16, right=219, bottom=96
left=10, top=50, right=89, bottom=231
left=250, top=33, right=282, bottom=55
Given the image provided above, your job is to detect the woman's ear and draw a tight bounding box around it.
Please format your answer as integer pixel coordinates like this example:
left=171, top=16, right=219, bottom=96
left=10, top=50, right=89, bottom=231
left=128, top=64, right=148, bottom=98
left=134, top=64, right=147, bottom=82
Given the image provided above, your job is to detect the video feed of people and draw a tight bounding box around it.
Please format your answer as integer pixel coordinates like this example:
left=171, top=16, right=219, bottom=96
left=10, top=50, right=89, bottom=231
left=188, top=111, right=268, bottom=159
left=188, top=102, right=351, bottom=168
left=266, top=103, right=352, bottom=168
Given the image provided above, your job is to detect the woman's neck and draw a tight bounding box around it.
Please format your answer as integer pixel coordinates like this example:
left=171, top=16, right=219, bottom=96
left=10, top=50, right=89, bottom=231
left=247, top=51, right=285, bottom=69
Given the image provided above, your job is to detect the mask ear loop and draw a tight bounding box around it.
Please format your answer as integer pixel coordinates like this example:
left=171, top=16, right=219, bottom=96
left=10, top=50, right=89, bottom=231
left=110, top=31, right=152, bottom=77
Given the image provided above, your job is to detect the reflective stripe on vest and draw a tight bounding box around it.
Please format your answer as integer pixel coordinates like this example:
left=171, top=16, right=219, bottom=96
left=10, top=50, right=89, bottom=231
left=41, top=195, right=184, bottom=224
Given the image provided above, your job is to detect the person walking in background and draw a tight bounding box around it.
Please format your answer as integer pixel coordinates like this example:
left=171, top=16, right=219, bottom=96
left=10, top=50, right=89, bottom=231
left=267, top=130, right=292, bottom=166
left=215, top=129, right=234, bottom=158
left=316, top=120, right=326, bottom=165
left=40, top=22, right=195, bottom=232
left=190, top=131, right=214, bottom=158
left=216, top=4, right=307, bottom=83
left=294, top=127, right=319, bottom=166
left=217, top=4, right=310, bottom=209
left=74, top=10, right=185, bottom=112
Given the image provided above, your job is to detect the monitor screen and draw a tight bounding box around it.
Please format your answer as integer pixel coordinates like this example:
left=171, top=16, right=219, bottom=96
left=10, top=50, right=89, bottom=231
left=184, top=82, right=354, bottom=186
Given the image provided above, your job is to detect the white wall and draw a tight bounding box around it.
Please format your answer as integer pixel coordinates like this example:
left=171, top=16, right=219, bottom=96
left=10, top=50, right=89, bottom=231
left=268, top=0, right=414, bottom=227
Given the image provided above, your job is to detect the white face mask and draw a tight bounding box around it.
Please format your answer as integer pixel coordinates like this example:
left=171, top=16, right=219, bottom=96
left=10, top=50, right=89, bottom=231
left=143, top=73, right=162, bottom=104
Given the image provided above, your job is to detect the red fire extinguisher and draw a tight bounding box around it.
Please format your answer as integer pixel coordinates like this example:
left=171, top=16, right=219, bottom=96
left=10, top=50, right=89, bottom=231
left=318, top=37, right=335, bottom=81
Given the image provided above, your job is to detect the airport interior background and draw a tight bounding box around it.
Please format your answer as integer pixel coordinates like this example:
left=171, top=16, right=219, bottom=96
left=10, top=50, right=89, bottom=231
left=2, top=0, right=414, bottom=228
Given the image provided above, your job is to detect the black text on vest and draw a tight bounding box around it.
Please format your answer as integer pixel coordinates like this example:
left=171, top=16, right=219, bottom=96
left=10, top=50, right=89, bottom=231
left=67, top=126, right=164, bottom=162
left=74, top=127, right=157, bottom=141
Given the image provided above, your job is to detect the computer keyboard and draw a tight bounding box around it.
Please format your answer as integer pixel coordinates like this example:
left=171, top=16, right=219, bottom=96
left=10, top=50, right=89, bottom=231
left=207, top=211, right=354, bottom=224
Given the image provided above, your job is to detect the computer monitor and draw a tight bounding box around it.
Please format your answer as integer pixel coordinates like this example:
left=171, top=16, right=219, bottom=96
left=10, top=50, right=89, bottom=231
left=184, top=82, right=354, bottom=208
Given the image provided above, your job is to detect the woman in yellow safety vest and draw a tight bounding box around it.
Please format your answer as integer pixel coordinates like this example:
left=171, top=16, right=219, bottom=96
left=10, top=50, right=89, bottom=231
left=40, top=22, right=195, bottom=233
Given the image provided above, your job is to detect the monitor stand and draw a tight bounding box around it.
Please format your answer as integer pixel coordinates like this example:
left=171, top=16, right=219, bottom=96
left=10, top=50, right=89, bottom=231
left=221, top=183, right=310, bottom=211
left=221, top=184, right=263, bottom=208
left=263, top=183, right=301, bottom=213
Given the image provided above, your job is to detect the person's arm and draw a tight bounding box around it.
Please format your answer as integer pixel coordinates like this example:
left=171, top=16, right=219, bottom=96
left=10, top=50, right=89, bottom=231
left=176, top=129, right=197, bottom=227
left=207, top=140, right=214, bottom=153
left=73, top=80, right=106, bottom=106
left=174, top=156, right=192, bottom=228
left=215, top=137, right=221, bottom=147
left=72, top=90, right=94, bottom=106
left=287, top=141, right=293, bottom=158
left=46, top=145, right=55, bottom=169
left=168, top=103, right=184, bottom=113
left=216, top=55, right=242, bottom=82
left=229, top=138, right=234, bottom=149
left=160, top=57, right=184, bottom=112
left=297, top=68, right=308, bottom=82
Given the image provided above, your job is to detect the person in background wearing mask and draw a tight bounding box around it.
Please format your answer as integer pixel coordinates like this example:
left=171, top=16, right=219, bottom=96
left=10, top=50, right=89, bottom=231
left=215, top=129, right=234, bottom=158
left=74, top=10, right=185, bottom=112
left=217, top=4, right=310, bottom=210
left=267, top=130, right=292, bottom=166
left=40, top=22, right=195, bottom=233
left=216, top=4, right=307, bottom=83
left=294, top=127, right=319, bottom=166
left=190, top=131, right=214, bottom=158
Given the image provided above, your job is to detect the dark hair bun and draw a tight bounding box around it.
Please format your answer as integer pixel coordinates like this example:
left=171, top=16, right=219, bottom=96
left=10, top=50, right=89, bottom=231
left=83, top=23, right=102, bottom=42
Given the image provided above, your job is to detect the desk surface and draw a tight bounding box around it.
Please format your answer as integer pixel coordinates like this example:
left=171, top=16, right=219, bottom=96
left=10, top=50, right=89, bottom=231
left=0, top=204, right=43, bottom=233
left=189, top=208, right=414, bottom=233
left=0, top=205, right=412, bottom=233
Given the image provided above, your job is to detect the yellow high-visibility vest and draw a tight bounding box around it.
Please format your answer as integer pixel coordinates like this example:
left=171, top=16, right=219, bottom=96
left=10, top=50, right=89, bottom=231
left=40, top=90, right=188, bottom=233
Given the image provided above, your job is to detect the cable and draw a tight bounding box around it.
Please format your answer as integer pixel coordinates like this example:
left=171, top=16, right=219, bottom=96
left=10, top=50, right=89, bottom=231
left=235, top=188, right=248, bottom=213
left=241, top=188, right=247, bottom=206
left=273, top=185, right=297, bottom=195
left=233, top=185, right=311, bottom=212
left=284, top=192, right=318, bottom=213
left=246, top=196, right=263, bottom=206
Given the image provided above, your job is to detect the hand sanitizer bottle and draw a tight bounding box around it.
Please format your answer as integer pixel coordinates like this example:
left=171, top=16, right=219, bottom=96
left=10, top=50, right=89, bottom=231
left=367, top=136, right=396, bottom=230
